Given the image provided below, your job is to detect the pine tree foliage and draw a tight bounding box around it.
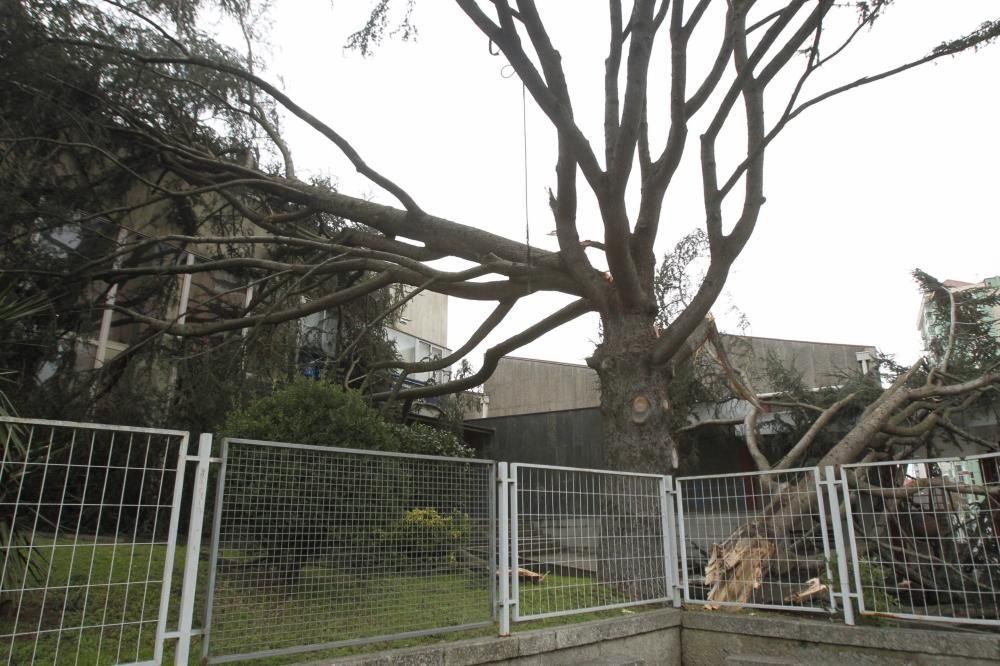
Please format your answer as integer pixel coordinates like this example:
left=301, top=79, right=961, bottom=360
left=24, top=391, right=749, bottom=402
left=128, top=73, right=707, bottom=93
left=0, top=1, right=407, bottom=428
left=914, top=269, right=1000, bottom=374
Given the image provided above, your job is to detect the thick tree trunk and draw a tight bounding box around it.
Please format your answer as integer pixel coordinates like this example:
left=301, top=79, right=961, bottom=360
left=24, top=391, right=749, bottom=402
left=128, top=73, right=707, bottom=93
left=590, top=314, right=677, bottom=475
left=589, top=313, right=676, bottom=601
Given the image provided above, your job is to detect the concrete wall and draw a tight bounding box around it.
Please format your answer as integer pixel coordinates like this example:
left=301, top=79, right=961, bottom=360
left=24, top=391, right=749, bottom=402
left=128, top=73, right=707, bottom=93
left=321, top=609, right=1000, bottom=666
left=323, top=610, right=682, bottom=666
left=720, top=335, right=876, bottom=395
left=395, top=290, right=449, bottom=347
left=474, top=407, right=604, bottom=468
left=681, top=612, right=999, bottom=665
left=467, top=337, right=877, bottom=472
left=476, top=357, right=600, bottom=418
left=476, top=337, right=875, bottom=420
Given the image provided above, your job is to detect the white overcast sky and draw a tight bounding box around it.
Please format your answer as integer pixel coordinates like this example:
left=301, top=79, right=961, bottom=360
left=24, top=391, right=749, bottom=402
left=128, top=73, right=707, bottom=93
left=252, top=1, right=999, bottom=370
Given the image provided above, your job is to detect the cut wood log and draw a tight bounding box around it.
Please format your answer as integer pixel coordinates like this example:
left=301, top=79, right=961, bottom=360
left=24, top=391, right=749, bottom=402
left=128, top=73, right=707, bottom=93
left=704, top=538, right=775, bottom=609
left=517, top=567, right=546, bottom=584
left=493, top=566, right=546, bottom=583
left=458, top=548, right=545, bottom=583
left=457, top=549, right=545, bottom=582
left=783, top=577, right=827, bottom=603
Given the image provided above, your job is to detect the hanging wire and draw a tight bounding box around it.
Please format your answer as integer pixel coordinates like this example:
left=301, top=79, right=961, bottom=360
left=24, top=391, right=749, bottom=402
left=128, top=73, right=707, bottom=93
left=494, top=46, right=532, bottom=281
left=521, top=82, right=531, bottom=272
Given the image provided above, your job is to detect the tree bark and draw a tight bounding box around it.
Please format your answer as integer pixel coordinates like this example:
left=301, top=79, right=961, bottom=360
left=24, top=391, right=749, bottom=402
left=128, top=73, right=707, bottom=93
left=592, top=313, right=677, bottom=475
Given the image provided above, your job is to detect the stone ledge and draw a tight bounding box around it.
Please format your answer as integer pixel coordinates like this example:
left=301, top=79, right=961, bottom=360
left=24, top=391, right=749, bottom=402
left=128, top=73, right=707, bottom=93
left=301, top=608, right=999, bottom=665
left=321, top=609, right=681, bottom=665
left=681, top=610, right=1000, bottom=661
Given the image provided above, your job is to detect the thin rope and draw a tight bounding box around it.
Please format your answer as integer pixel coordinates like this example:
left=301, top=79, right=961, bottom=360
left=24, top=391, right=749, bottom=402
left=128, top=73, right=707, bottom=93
left=522, top=83, right=531, bottom=271
left=497, top=50, right=532, bottom=287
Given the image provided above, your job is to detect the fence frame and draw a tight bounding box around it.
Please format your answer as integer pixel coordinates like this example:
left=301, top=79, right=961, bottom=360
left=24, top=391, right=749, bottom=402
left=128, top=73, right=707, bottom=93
left=674, top=465, right=836, bottom=614
left=7, top=415, right=1000, bottom=665
left=200, top=437, right=498, bottom=665
left=660, top=475, right=683, bottom=608
left=824, top=466, right=855, bottom=625
left=507, top=462, right=675, bottom=622
left=497, top=462, right=512, bottom=636
left=840, top=451, right=1000, bottom=627
left=0, top=416, right=192, bottom=666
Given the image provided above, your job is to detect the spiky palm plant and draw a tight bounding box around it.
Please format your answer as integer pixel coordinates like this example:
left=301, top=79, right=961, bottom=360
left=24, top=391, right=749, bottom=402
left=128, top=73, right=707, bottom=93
left=0, top=286, right=49, bottom=610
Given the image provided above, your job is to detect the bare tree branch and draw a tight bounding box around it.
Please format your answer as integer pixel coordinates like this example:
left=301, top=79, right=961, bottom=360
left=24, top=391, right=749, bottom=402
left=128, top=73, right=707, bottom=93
left=56, top=39, right=424, bottom=214
left=743, top=406, right=771, bottom=471
left=774, top=392, right=856, bottom=470
left=370, top=297, right=593, bottom=401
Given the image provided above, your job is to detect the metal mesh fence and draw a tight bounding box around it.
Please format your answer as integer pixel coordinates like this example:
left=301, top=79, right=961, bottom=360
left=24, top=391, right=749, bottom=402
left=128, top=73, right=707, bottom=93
left=510, top=465, right=670, bottom=620
left=203, top=439, right=495, bottom=663
left=842, top=453, right=1000, bottom=626
left=11, top=412, right=1000, bottom=664
left=0, top=417, right=187, bottom=666
left=676, top=467, right=833, bottom=612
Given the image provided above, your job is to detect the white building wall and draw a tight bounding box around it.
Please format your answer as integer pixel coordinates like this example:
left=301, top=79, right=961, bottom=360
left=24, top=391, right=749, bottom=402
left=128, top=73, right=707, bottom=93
left=393, top=290, right=448, bottom=348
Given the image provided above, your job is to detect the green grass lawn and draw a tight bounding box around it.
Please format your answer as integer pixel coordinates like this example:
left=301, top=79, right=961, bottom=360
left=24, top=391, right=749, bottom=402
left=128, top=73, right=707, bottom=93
left=3, top=538, right=649, bottom=665
left=1, top=534, right=185, bottom=665
left=207, top=562, right=493, bottom=659
left=517, top=573, right=624, bottom=618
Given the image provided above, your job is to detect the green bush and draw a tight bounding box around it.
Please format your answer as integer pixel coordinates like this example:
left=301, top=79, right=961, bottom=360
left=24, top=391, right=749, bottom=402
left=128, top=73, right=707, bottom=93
left=381, top=507, right=471, bottom=564
left=393, top=422, right=474, bottom=458
left=224, top=380, right=473, bottom=457
left=219, top=381, right=476, bottom=581
left=224, top=379, right=398, bottom=450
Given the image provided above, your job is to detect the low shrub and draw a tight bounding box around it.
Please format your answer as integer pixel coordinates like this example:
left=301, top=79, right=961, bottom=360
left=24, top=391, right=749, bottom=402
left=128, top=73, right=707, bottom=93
left=381, top=507, right=472, bottom=565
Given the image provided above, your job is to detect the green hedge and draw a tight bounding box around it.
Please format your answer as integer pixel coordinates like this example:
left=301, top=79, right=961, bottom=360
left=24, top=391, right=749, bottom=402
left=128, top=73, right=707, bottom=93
left=224, top=379, right=473, bottom=457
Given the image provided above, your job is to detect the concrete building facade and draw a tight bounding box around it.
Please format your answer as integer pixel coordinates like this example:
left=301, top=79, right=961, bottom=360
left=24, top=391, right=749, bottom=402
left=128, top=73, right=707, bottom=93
left=467, top=335, right=878, bottom=470
left=29, top=215, right=454, bottom=404
left=385, top=290, right=452, bottom=385
left=473, top=335, right=876, bottom=420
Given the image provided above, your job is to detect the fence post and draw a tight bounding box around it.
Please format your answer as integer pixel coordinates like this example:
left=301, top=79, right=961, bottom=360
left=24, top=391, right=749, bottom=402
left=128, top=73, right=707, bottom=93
left=824, top=465, right=855, bottom=626
left=674, top=478, right=690, bottom=605
left=200, top=437, right=229, bottom=663
left=176, top=433, right=213, bottom=664
left=660, top=476, right=682, bottom=607
left=497, top=462, right=512, bottom=636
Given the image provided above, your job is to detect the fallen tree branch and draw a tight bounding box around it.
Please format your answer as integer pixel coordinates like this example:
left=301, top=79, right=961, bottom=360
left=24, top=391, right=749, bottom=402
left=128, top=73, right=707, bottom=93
left=853, top=476, right=1000, bottom=498
left=775, top=391, right=856, bottom=470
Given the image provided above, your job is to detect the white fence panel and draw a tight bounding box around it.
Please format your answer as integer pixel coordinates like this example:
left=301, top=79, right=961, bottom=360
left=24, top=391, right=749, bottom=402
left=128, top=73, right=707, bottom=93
left=676, top=467, right=834, bottom=613
left=509, top=464, right=673, bottom=621
left=201, top=438, right=496, bottom=664
left=0, top=417, right=189, bottom=666
left=841, top=452, right=1000, bottom=626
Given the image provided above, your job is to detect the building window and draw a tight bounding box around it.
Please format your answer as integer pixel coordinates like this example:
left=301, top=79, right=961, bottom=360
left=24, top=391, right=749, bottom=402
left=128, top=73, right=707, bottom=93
left=387, top=328, right=451, bottom=385
left=300, top=310, right=339, bottom=355
left=387, top=327, right=416, bottom=363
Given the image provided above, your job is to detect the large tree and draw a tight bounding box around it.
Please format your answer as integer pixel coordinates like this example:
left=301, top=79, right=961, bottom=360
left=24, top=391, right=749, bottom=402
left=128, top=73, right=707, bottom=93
left=0, top=0, right=407, bottom=428
left=2, top=0, right=999, bottom=472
